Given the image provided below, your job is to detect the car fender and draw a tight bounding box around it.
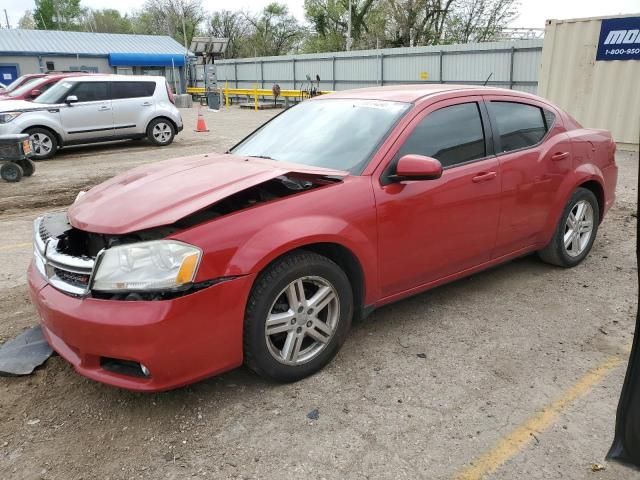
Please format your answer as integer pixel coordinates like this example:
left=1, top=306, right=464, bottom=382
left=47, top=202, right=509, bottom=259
left=540, top=163, right=606, bottom=244
left=225, top=214, right=378, bottom=300
left=16, top=111, right=64, bottom=142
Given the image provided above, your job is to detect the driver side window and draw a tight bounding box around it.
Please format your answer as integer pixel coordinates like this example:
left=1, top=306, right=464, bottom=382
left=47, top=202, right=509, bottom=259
left=397, top=102, right=486, bottom=168
left=69, top=82, right=109, bottom=102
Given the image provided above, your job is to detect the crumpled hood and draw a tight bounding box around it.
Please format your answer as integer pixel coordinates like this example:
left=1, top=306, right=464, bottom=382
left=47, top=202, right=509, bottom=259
left=68, top=153, right=347, bottom=234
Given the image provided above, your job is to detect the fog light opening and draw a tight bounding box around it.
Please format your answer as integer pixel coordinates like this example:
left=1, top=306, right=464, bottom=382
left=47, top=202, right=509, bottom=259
left=100, top=357, right=152, bottom=378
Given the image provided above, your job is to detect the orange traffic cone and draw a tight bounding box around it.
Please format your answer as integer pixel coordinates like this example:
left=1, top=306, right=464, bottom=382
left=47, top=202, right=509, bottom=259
left=194, top=104, right=209, bottom=132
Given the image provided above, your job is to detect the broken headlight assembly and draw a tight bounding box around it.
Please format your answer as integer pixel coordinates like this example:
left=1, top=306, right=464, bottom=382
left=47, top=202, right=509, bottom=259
left=92, top=240, right=202, bottom=293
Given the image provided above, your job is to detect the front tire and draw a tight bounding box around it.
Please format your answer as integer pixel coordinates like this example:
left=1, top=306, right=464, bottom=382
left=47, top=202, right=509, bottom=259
left=1, top=162, right=23, bottom=182
left=147, top=118, right=175, bottom=146
left=538, top=187, right=600, bottom=267
left=25, top=128, right=57, bottom=160
left=244, top=251, right=353, bottom=382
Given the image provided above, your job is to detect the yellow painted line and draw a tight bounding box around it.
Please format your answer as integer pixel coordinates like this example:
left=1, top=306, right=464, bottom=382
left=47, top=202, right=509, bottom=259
left=0, top=242, right=31, bottom=252
left=456, top=355, right=624, bottom=480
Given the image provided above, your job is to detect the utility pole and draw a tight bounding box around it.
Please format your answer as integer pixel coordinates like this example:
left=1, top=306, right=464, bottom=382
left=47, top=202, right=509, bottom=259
left=346, top=0, right=352, bottom=51
left=181, top=3, right=189, bottom=93
left=3, top=9, right=9, bottom=29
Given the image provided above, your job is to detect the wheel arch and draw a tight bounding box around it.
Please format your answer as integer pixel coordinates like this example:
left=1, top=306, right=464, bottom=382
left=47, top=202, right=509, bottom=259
left=146, top=116, right=178, bottom=134
left=22, top=125, right=62, bottom=145
left=577, top=179, right=605, bottom=223
left=250, top=242, right=368, bottom=322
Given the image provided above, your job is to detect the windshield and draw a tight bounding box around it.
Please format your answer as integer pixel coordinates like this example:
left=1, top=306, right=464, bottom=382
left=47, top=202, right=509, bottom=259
left=3, top=76, right=34, bottom=93
left=231, top=99, right=410, bottom=173
left=7, top=78, right=46, bottom=98
left=33, top=80, right=74, bottom=104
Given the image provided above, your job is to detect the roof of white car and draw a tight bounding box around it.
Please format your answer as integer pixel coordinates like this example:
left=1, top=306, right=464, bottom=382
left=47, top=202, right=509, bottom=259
left=62, top=75, right=166, bottom=83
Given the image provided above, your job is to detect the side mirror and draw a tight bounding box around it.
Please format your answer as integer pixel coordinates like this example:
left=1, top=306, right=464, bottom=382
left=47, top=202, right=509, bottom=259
left=65, top=95, right=78, bottom=104
left=391, top=154, right=443, bottom=181
left=30, top=89, right=42, bottom=98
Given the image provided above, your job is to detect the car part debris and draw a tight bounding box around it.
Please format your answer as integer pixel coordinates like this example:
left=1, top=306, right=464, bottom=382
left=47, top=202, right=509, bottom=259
left=0, top=325, right=53, bottom=376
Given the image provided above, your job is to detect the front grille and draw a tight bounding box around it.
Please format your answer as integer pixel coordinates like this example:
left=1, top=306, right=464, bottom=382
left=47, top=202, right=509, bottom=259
left=34, top=214, right=96, bottom=296
left=53, top=267, right=91, bottom=289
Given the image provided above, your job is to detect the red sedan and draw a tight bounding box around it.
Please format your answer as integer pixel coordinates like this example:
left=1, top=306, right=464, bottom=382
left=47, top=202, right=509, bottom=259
left=28, top=85, right=618, bottom=391
left=0, top=73, right=87, bottom=101
left=0, top=73, right=47, bottom=94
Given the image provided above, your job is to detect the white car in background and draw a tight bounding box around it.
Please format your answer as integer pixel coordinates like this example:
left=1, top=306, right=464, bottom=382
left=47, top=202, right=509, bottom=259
left=0, top=75, right=184, bottom=160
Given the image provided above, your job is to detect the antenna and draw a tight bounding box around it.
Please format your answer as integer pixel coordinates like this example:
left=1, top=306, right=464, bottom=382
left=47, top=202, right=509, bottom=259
left=483, top=72, right=493, bottom=86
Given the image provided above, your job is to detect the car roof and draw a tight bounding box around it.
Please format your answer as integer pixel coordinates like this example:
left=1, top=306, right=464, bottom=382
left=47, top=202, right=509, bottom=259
left=322, top=84, right=540, bottom=103
left=44, top=72, right=89, bottom=79
left=64, top=75, right=165, bottom=82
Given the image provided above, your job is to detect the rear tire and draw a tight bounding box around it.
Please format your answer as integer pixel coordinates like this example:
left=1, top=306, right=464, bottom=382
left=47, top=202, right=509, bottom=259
left=25, top=128, right=57, bottom=160
left=244, top=251, right=353, bottom=382
left=147, top=118, right=175, bottom=146
left=538, top=187, right=599, bottom=267
left=1, top=162, right=23, bottom=182
left=17, top=159, right=35, bottom=176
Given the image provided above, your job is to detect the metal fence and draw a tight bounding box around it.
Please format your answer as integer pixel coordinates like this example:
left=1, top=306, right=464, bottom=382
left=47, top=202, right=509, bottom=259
left=215, top=39, right=543, bottom=94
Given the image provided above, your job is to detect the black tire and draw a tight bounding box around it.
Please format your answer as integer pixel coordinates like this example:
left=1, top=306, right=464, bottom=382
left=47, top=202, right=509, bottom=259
left=538, top=187, right=600, bottom=267
left=17, top=159, right=35, bottom=177
left=1, top=162, right=23, bottom=182
left=146, top=118, right=175, bottom=146
left=24, top=128, right=58, bottom=160
left=244, top=251, right=353, bottom=382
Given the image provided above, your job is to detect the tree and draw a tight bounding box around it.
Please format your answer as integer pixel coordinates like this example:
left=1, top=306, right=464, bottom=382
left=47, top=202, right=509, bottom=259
left=444, top=0, right=519, bottom=43
left=89, top=9, right=134, bottom=34
left=385, top=0, right=455, bottom=47
left=245, top=3, right=304, bottom=57
left=34, top=0, right=86, bottom=30
left=208, top=10, right=252, bottom=58
left=303, top=0, right=380, bottom=52
left=132, top=0, right=206, bottom=46
left=18, top=11, right=37, bottom=29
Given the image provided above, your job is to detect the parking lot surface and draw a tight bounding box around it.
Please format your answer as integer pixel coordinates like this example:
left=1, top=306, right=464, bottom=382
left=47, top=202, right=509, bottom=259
left=0, top=106, right=638, bottom=480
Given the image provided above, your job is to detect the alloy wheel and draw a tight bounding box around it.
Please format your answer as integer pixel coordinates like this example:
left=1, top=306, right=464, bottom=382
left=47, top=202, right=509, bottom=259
left=564, top=200, right=594, bottom=257
left=265, top=276, right=340, bottom=365
left=152, top=122, right=172, bottom=143
left=30, top=133, right=52, bottom=156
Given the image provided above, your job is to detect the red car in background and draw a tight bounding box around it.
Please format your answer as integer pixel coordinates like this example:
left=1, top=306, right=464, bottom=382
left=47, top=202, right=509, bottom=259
left=0, top=73, right=47, bottom=94
left=0, top=73, right=89, bottom=101
left=28, top=85, right=618, bottom=391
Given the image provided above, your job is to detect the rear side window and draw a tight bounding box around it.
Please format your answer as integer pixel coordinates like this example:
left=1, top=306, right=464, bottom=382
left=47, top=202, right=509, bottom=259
left=111, top=81, right=156, bottom=99
left=488, top=102, right=548, bottom=153
left=397, top=102, right=486, bottom=168
left=70, top=82, right=109, bottom=102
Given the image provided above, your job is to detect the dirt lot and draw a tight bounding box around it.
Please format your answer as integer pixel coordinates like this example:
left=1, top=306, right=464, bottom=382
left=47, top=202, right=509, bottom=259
left=0, top=106, right=638, bottom=480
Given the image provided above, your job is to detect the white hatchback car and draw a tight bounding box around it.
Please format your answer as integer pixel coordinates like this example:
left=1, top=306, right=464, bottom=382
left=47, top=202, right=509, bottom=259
left=0, top=75, right=184, bottom=160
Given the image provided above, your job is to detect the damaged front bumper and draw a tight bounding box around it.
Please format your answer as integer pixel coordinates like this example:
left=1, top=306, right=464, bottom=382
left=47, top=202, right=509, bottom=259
left=28, top=263, right=254, bottom=391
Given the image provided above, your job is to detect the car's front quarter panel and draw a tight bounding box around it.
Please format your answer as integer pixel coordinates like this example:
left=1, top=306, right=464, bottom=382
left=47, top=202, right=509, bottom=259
left=172, top=176, right=380, bottom=305
left=1, top=108, right=63, bottom=139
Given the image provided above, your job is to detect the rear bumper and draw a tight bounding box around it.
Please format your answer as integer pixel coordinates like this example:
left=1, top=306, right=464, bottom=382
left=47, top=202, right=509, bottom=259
left=28, top=263, right=254, bottom=392
left=602, top=163, right=618, bottom=217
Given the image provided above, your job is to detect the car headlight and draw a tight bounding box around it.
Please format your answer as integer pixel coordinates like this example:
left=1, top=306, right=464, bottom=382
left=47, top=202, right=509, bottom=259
left=92, top=240, right=202, bottom=292
left=0, top=112, right=22, bottom=123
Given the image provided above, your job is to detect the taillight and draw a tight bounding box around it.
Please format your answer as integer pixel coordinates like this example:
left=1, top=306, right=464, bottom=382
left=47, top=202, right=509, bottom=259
left=166, top=82, right=175, bottom=104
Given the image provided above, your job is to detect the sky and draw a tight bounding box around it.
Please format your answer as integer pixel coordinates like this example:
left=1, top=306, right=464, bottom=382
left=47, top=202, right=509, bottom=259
left=1, top=0, right=638, bottom=30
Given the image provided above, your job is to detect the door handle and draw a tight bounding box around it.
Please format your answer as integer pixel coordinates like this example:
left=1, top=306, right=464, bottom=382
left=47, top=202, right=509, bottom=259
left=551, top=151, right=570, bottom=161
left=472, top=171, right=497, bottom=183
left=142, top=102, right=153, bottom=106
left=98, top=106, right=111, bottom=111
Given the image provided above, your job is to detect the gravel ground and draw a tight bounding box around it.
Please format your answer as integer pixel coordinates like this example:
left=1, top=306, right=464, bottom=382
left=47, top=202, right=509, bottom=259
left=0, top=106, right=637, bottom=480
